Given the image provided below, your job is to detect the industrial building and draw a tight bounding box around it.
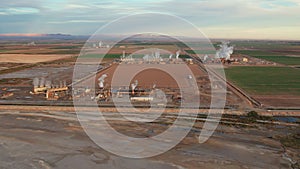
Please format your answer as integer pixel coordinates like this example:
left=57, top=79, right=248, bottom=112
left=32, top=77, right=68, bottom=100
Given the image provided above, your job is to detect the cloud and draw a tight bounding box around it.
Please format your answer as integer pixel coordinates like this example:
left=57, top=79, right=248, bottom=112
left=65, top=4, right=91, bottom=9
left=0, top=7, right=40, bottom=15
left=0, top=0, right=299, bottom=39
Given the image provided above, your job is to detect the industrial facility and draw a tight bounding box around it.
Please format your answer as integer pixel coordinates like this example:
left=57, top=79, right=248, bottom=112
left=31, top=77, right=68, bottom=100
left=72, top=49, right=198, bottom=106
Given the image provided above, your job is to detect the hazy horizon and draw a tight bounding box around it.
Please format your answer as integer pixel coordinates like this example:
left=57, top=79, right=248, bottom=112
left=0, top=33, right=299, bottom=41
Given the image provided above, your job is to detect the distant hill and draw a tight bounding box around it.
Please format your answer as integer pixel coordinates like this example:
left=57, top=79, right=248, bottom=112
left=0, top=33, right=89, bottom=41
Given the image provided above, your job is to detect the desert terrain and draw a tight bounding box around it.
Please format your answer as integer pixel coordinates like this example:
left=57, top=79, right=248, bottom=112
left=0, top=37, right=299, bottom=169
left=0, top=105, right=299, bottom=169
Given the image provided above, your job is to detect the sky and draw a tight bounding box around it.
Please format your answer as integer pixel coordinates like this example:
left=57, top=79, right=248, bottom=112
left=0, top=0, right=299, bottom=40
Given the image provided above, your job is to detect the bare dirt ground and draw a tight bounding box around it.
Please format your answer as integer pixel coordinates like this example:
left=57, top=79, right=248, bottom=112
left=77, top=63, right=246, bottom=106
left=0, top=54, right=72, bottom=63
left=0, top=107, right=298, bottom=169
left=0, top=64, right=74, bottom=81
left=89, top=64, right=189, bottom=88
left=0, top=62, right=25, bottom=71
left=0, top=43, right=82, bottom=55
left=254, top=95, right=300, bottom=107
left=0, top=105, right=299, bottom=116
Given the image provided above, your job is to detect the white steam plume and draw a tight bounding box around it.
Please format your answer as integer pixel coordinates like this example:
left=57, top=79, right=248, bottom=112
left=45, top=80, right=51, bottom=88
left=39, top=77, right=45, bottom=87
left=33, top=77, right=39, bottom=88
left=175, top=50, right=180, bottom=59
left=98, top=74, right=107, bottom=88
left=131, top=80, right=138, bottom=91
left=215, top=42, right=234, bottom=60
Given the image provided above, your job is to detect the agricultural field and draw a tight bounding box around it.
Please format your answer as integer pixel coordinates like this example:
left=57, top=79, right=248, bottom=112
left=225, top=66, right=300, bottom=107
left=81, top=53, right=120, bottom=58
left=236, top=50, right=282, bottom=56
left=225, top=66, right=300, bottom=95
left=231, top=40, right=300, bottom=49
left=233, top=40, right=300, bottom=66
left=185, top=49, right=215, bottom=55
left=236, top=50, right=300, bottom=65
left=0, top=41, right=84, bottom=55
left=0, top=54, right=73, bottom=63
left=250, top=55, right=300, bottom=65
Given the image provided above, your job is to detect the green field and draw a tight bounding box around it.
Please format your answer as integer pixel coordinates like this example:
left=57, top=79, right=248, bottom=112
left=225, top=67, right=300, bottom=95
left=80, top=54, right=120, bottom=58
left=236, top=50, right=280, bottom=56
left=231, top=41, right=297, bottom=49
left=51, top=46, right=81, bottom=49
left=237, top=50, right=300, bottom=65
left=252, top=56, right=300, bottom=65
left=185, top=50, right=215, bottom=55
